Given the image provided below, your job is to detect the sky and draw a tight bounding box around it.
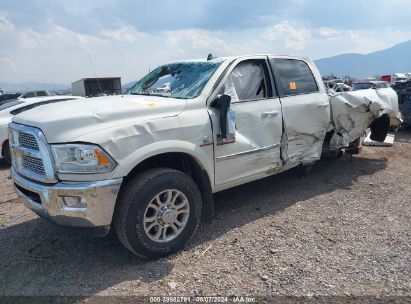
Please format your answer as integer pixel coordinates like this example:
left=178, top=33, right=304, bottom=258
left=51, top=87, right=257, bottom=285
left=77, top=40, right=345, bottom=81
left=1, top=0, right=411, bottom=84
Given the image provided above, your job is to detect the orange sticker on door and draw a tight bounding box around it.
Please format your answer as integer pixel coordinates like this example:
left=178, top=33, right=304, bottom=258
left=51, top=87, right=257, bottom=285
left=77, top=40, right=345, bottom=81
left=289, top=82, right=297, bottom=90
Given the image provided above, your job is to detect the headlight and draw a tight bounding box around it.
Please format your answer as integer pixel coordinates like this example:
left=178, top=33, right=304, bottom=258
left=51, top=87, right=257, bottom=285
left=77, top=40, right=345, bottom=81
left=51, top=144, right=116, bottom=174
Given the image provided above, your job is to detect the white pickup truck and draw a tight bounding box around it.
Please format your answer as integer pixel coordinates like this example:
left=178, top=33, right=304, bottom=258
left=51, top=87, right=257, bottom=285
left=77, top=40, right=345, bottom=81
left=8, top=55, right=402, bottom=258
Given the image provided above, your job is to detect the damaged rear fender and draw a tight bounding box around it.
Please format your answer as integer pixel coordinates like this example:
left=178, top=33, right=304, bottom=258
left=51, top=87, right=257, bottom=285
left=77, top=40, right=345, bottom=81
left=328, top=89, right=402, bottom=150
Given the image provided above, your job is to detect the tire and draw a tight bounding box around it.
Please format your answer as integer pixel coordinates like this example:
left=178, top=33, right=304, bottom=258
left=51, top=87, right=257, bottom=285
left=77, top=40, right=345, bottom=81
left=114, top=168, right=202, bottom=259
left=2, top=141, right=11, bottom=165
left=370, top=114, right=390, bottom=142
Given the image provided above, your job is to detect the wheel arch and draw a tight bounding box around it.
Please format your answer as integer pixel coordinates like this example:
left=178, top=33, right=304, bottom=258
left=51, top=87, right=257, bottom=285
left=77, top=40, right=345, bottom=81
left=1, top=139, right=7, bottom=155
left=1, top=139, right=11, bottom=163
left=116, top=150, right=214, bottom=223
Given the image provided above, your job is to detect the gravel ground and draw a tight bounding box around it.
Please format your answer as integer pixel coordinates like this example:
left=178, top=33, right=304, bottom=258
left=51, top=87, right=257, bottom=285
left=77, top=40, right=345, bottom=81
left=0, top=130, right=410, bottom=300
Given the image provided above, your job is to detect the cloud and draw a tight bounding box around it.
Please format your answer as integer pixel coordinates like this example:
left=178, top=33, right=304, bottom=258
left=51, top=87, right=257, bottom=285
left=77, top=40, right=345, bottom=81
left=101, top=25, right=145, bottom=43
left=0, top=56, right=16, bottom=69
left=1, top=6, right=411, bottom=84
left=166, top=29, right=240, bottom=56
left=13, top=24, right=106, bottom=50
left=317, top=27, right=347, bottom=39
left=0, top=15, right=15, bottom=32
left=261, top=21, right=311, bottom=50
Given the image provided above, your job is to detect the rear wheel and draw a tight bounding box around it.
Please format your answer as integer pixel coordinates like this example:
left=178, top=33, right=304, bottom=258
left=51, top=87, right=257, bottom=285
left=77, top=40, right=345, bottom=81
left=370, top=114, right=390, bottom=142
left=114, top=168, right=202, bottom=259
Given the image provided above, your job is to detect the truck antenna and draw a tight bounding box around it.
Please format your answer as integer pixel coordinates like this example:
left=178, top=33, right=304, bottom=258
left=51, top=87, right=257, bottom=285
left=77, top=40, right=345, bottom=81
left=88, top=52, right=103, bottom=95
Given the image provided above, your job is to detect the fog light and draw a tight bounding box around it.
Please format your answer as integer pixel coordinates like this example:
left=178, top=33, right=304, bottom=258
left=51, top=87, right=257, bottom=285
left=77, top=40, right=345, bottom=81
left=60, top=195, right=87, bottom=208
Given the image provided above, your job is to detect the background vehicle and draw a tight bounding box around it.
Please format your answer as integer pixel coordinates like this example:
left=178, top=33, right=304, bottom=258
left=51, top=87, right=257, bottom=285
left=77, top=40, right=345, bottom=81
left=8, top=55, right=401, bottom=259
left=393, top=80, right=411, bottom=125
left=21, top=90, right=50, bottom=98
left=352, top=81, right=390, bottom=90
left=324, top=80, right=351, bottom=93
left=0, top=95, right=82, bottom=164
left=0, top=93, right=22, bottom=103
left=153, top=82, right=172, bottom=94
left=380, top=73, right=408, bottom=85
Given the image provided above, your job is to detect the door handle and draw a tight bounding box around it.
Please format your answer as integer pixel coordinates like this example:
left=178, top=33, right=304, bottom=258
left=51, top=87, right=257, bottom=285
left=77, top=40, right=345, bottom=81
left=261, top=111, right=279, bottom=118
left=318, top=103, right=330, bottom=108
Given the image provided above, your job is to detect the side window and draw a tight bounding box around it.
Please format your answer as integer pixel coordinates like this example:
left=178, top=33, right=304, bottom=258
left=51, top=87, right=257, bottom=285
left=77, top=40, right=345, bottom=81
left=222, top=60, right=273, bottom=102
left=271, top=59, right=318, bottom=96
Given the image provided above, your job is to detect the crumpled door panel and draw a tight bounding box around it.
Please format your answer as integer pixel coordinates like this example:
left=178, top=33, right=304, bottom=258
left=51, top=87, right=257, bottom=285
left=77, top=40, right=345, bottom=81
left=280, top=92, right=331, bottom=165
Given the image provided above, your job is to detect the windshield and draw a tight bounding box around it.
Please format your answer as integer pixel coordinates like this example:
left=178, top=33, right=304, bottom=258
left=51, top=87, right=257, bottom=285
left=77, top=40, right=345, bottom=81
left=127, top=61, right=222, bottom=99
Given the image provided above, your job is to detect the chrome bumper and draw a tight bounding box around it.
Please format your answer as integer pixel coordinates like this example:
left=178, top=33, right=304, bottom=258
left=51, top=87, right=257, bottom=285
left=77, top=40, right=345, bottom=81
left=11, top=168, right=123, bottom=228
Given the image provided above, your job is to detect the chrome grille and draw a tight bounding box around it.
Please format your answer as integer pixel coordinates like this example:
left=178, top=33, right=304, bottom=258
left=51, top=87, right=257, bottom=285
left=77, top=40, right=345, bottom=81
left=22, top=155, right=45, bottom=175
left=19, top=132, right=39, bottom=151
left=9, top=123, right=56, bottom=183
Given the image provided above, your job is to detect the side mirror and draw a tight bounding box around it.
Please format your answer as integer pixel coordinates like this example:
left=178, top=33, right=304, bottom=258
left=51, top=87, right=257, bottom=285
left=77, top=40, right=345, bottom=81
left=212, top=94, right=231, bottom=139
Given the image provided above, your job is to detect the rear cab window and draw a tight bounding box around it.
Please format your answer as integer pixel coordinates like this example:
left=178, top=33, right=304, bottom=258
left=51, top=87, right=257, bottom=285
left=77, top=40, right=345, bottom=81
left=269, top=58, right=318, bottom=96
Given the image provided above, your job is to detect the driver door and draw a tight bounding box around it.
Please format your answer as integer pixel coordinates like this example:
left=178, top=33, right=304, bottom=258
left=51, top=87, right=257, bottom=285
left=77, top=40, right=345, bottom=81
left=209, top=57, right=283, bottom=189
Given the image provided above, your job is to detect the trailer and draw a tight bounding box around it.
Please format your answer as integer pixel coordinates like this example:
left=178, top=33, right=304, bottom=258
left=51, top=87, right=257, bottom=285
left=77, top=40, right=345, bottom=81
left=71, top=77, right=122, bottom=97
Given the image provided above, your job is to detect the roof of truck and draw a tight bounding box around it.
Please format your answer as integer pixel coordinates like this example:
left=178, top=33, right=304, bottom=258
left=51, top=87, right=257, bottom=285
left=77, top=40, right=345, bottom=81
left=170, top=54, right=312, bottom=64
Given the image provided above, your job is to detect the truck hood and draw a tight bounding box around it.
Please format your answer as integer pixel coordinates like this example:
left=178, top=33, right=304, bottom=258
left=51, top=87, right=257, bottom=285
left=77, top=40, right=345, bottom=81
left=12, top=95, right=187, bottom=142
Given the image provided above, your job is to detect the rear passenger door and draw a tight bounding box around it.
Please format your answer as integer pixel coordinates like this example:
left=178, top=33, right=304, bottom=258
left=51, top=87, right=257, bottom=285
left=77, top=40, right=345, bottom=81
left=269, top=57, right=330, bottom=165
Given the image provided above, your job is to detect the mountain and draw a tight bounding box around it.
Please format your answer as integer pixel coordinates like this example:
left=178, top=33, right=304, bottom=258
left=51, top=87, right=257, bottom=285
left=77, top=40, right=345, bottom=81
left=315, top=40, right=411, bottom=78
left=0, top=81, right=70, bottom=93
left=122, top=81, right=137, bottom=92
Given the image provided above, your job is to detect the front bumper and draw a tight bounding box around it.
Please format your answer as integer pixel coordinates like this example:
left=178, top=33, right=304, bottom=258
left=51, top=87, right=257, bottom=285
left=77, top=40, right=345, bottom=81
left=11, top=168, right=123, bottom=229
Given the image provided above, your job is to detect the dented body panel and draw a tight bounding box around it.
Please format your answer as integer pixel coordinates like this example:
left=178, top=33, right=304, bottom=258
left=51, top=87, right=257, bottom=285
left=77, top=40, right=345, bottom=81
left=268, top=56, right=331, bottom=166
left=213, top=97, right=283, bottom=188
left=206, top=55, right=284, bottom=188
left=279, top=92, right=330, bottom=165
left=329, top=88, right=402, bottom=149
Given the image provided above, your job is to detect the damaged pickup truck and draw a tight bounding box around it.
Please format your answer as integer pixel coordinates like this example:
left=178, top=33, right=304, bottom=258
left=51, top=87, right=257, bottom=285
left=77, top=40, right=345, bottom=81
left=8, top=55, right=402, bottom=258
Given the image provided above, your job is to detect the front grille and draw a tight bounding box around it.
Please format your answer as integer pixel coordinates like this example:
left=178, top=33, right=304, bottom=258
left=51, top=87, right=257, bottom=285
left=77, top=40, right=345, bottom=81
left=9, top=123, right=56, bottom=183
left=17, top=131, right=45, bottom=177
left=19, top=132, right=39, bottom=151
left=22, top=155, right=45, bottom=175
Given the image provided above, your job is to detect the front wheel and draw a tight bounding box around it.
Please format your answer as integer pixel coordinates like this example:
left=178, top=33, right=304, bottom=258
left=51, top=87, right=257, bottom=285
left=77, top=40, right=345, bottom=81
left=114, top=168, right=202, bottom=259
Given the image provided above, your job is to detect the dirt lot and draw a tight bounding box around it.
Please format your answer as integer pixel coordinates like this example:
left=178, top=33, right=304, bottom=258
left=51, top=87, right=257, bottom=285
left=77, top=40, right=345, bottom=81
left=0, top=131, right=410, bottom=300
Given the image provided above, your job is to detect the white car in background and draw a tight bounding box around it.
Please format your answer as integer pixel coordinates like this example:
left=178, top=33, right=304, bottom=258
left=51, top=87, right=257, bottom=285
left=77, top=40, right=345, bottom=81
left=153, top=82, right=172, bottom=94
left=352, top=81, right=391, bottom=90
left=0, top=95, right=82, bottom=164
